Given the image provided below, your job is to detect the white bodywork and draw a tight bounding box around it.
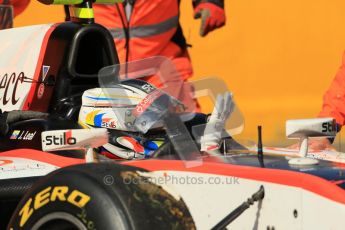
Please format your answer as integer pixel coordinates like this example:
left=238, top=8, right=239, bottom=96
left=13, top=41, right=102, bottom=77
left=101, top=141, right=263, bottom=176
left=250, top=146, right=345, bottom=164
left=142, top=170, right=345, bottom=230
left=286, top=118, right=336, bottom=138
left=286, top=118, right=336, bottom=165
left=41, top=128, right=108, bottom=152
left=41, top=128, right=108, bottom=163
left=0, top=24, right=53, bottom=111
left=0, top=157, right=58, bottom=179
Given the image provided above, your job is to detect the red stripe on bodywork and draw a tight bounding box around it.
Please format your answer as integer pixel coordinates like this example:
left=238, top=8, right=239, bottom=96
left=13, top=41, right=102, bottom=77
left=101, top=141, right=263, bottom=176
left=22, top=23, right=60, bottom=111
left=0, top=159, right=13, bottom=166
left=123, top=159, right=345, bottom=205
left=0, top=149, right=84, bottom=167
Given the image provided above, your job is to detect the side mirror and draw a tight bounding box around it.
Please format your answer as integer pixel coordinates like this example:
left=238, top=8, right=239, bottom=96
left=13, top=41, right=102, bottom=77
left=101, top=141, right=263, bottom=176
left=42, top=129, right=108, bottom=162
left=286, top=118, right=336, bottom=165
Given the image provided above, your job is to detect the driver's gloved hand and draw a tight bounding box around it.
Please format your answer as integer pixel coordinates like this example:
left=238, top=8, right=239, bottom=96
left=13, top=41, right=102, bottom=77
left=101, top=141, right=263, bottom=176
left=194, top=0, right=226, bottom=37
left=200, top=92, right=234, bottom=152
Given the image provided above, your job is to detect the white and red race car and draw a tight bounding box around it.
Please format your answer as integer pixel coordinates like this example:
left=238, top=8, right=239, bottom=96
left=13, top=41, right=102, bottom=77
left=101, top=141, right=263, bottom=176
left=1, top=1, right=345, bottom=230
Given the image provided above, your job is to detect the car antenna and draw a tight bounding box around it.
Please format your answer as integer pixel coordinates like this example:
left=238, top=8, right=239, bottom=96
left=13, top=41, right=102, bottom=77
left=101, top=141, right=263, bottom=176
left=257, top=126, right=265, bottom=167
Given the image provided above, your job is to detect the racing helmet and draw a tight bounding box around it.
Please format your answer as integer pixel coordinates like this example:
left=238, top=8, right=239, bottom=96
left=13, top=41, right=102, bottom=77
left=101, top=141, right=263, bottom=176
left=78, top=79, right=184, bottom=159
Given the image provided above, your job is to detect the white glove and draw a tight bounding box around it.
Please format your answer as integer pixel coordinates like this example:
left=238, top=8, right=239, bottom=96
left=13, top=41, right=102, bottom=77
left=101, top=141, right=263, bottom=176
left=200, top=92, right=234, bottom=151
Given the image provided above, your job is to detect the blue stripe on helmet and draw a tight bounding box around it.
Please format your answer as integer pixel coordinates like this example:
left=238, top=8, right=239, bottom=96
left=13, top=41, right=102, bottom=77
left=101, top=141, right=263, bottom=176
left=94, top=113, right=106, bottom=127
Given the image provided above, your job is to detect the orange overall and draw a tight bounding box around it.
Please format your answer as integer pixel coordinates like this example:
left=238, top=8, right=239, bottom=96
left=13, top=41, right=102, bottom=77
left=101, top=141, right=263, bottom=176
left=0, top=0, right=30, bottom=17
left=319, top=51, right=345, bottom=126
left=94, top=1, right=192, bottom=81
left=93, top=1, right=198, bottom=112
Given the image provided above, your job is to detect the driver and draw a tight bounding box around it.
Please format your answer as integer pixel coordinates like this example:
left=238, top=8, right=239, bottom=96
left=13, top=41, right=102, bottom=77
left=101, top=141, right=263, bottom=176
left=78, top=79, right=233, bottom=160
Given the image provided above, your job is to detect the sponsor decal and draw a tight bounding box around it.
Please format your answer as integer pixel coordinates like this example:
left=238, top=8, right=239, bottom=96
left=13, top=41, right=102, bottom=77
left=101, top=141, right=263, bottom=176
left=101, top=118, right=116, bottom=128
left=19, top=186, right=91, bottom=227
left=322, top=121, right=335, bottom=133
left=0, top=72, right=25, bottom=106
left=43, top=130, right=76, bottom=146
left=36, top=65, right=50, bottom=99
left=85, top=111, right=116, bottom=128
left=77, top=209, right=96, bottom=230
left=133, top=90, right=163, bottom=117
left=0, top=162, right=46, bottom=172
left=10, top=130, right=21, bottom=140
left=37, top=83, right=45, bottom=99
left=141, top=84, right=155, bottom=94
left=10, top=130, right=36, bottom=140
left=0, top=157, right=59, bottom=180
left=42, top=65, right=50, bottom=81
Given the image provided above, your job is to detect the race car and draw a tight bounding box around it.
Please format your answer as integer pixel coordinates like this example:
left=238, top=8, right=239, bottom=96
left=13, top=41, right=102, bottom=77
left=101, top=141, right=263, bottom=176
left=1, top=0, right=345, bottom=230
